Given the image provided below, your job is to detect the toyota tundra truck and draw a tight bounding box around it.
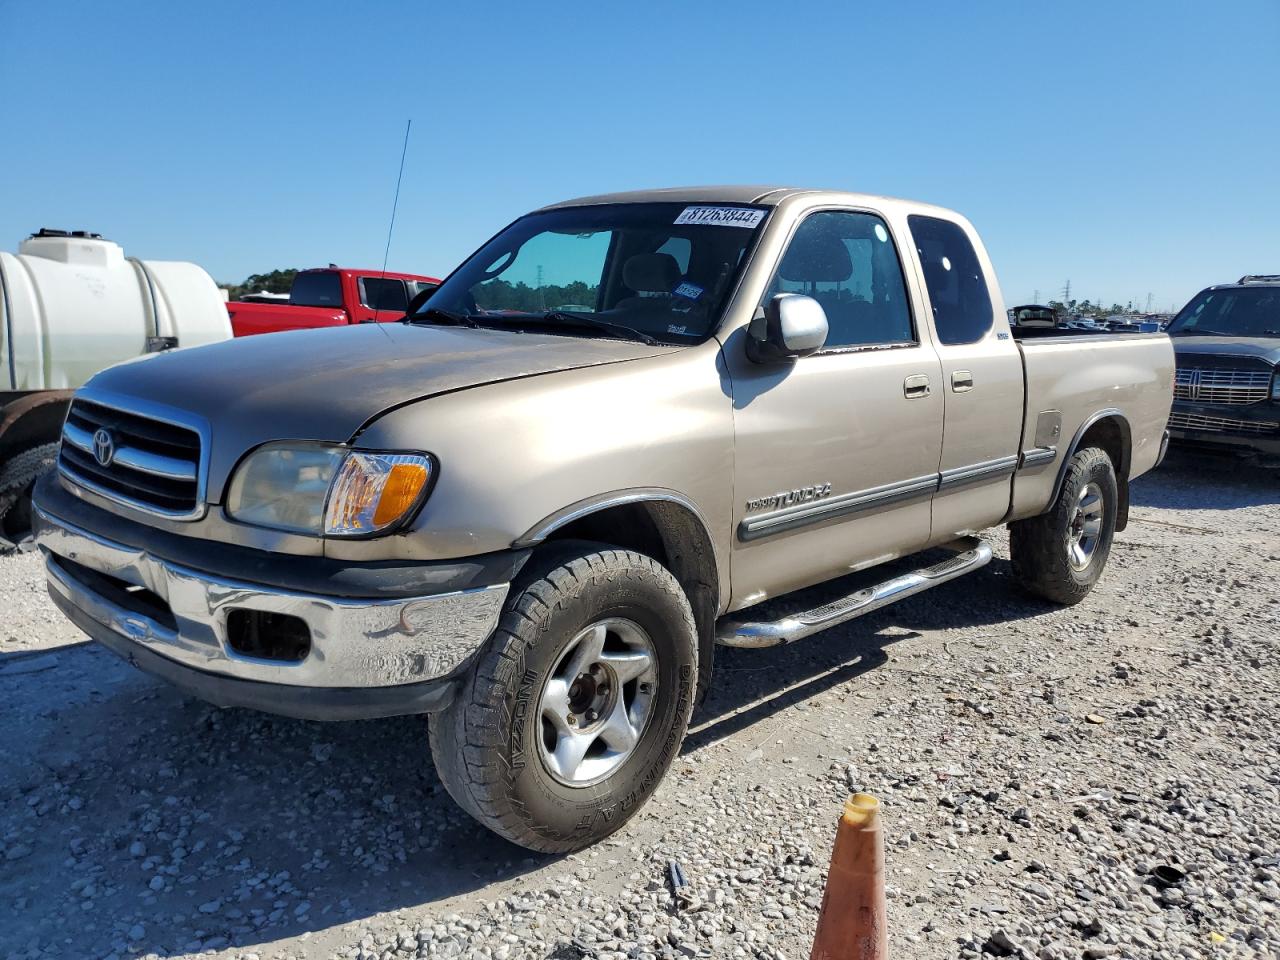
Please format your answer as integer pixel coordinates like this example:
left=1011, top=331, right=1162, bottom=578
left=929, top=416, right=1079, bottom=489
left=33, top=187, right=1173, bottom=852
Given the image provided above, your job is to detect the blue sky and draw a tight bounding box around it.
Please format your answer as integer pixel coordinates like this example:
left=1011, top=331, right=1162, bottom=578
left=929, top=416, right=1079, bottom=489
left=2, top=0, right=1277, bottom=312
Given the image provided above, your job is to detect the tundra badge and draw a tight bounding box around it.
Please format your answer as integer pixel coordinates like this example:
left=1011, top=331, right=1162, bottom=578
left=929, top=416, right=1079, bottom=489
left=745, top=482, right=833, bottom=513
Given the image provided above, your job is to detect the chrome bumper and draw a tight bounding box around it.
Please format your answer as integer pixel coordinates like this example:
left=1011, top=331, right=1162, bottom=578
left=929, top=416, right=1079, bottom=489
left=35, top=505, right=508, bottom=699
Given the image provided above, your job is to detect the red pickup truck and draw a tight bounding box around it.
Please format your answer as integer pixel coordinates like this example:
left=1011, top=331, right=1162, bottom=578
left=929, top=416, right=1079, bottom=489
left=227, top=266, right=441, bottom=337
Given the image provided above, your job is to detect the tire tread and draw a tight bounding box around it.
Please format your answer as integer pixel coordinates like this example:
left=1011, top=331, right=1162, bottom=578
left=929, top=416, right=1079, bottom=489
left=429, top=545, right=695, bottom=851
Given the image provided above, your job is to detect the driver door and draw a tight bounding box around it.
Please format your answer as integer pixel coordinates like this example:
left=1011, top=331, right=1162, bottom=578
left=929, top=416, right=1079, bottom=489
left=724, top=209, right=944, bottom=610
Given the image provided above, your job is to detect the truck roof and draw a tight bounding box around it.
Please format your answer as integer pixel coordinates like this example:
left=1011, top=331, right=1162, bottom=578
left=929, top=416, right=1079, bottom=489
left=297, top=266, right=441, bottom=284
left=538, top=185, right=965, bottom=221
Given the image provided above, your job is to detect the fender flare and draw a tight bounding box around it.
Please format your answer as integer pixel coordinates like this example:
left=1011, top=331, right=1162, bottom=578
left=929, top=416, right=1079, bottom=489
left=514, top=487, right=715, bottom=551
left=514, top=487, right=724, bottom=703
left=1048, top=407, right=1133, bottom=528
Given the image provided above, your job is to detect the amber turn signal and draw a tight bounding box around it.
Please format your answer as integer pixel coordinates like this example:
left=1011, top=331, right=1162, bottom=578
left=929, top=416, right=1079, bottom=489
left=325, top=452, right=433, bottom=535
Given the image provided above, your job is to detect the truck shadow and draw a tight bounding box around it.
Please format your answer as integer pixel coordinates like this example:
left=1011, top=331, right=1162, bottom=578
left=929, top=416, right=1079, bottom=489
left=687, top=554, right=1043, bottom=752
left=0, top=643, right=553, bottom=960
left=1132, top=447, right=1278, bottom=510
left=0, top=555, right=1040, bottom=959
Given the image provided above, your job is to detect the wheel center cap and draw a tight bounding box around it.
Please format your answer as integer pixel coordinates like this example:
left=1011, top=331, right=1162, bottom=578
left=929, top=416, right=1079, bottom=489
left=568, top=674, right=598, bottom=713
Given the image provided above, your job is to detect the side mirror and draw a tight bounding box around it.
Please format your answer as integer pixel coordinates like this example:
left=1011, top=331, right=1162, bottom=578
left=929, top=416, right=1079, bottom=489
left=747, top=294, right=829, bottom=362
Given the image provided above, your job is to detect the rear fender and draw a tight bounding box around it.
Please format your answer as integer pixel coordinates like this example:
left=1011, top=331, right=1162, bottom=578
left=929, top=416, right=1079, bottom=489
left=1050, top=409, right=1133, bottom=530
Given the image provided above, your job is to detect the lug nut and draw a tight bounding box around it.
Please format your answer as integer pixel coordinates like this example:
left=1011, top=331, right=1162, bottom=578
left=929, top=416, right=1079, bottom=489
left=586, top=710, right=598, bottom=722
left=567, top=714, right=577, bottom=726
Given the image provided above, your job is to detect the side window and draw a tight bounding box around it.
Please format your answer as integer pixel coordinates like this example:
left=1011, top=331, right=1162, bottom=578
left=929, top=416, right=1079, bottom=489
left=359, top=277, right=408, bottom=312
left=764, top=211, right=914, bottom=349
left=907, top=215, right=993, bottom=345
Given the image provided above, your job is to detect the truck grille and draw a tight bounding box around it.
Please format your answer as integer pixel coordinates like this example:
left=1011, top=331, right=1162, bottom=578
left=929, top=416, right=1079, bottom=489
left=59, top=398, right=204, bottom=518
left=1168, top=412, right=1280, bottom=435
left=1173, top=359, right=1273, bottom=405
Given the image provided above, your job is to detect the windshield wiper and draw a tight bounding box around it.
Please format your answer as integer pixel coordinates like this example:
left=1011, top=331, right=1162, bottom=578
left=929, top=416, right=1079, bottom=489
left=491, top=311, right=658, bottom=346
left=405, top=307, right=481, bottom=329
left=542, top=312, right=659, bottom=346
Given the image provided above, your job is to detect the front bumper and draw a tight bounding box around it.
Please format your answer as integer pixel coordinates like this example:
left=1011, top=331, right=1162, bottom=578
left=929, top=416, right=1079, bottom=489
left=1168, top=400, right=1280, bottom=456
left=34, top=501, right=511, bottom=721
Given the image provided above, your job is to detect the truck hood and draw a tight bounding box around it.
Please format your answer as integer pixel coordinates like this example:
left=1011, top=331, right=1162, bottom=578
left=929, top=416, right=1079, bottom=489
left=86, top=323, right=675, bottom=498
left=1170, top=335, right=1280, bottom=365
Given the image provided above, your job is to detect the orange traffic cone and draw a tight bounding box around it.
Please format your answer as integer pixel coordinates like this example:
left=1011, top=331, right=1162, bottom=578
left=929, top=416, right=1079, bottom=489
left=810, top=793, right=888, bottom=960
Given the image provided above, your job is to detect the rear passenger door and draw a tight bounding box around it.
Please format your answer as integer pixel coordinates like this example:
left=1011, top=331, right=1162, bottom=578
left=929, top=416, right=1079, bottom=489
left=906, top=215, right=1024, bottom=540
left=354, top=276, right=410, bottom=323
left=726, top=209, right=944, bottom=608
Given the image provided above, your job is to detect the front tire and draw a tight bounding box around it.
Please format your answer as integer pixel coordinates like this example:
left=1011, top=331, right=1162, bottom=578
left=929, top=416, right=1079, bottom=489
left=429, top=544, right=698, bottom=852
left=0, top=443, right=59, bottom=550
left=1009, top=446, right=1118, bottom=605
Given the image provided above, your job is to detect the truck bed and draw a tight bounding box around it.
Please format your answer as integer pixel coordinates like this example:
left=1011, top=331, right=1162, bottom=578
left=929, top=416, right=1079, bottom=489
left=1007, top=332, right=1174, bottom=521
left=226, top=301, right=348, bottom=337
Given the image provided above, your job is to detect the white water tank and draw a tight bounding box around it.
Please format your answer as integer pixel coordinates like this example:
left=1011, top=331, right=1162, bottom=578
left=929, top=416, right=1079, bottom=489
left=0, top=229, right=232, bottom=391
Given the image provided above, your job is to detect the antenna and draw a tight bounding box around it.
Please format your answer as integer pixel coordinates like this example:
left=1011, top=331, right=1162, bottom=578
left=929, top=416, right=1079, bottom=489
left=373, top=119, right=412, bottom=322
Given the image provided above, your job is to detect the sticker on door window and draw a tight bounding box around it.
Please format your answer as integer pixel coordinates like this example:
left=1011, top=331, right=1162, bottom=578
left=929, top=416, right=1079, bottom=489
left=673, top=206, right=766, bottom=228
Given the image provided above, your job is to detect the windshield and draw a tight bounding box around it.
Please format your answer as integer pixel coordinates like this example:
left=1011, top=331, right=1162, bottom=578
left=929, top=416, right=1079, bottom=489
left=413, top=202, right=769, bottom=344
left=1168, top=287, right=1280, bottom=337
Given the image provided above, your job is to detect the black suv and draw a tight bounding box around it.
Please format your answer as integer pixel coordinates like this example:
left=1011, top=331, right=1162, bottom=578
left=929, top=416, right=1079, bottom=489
left=1166, top=275, right=1280, bottom=457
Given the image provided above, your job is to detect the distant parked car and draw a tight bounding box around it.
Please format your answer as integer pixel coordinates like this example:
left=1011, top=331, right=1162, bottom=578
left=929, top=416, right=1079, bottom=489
left=1166, top=274, right=1280, bottom=457
left=226, top=266, right=441, bottom=337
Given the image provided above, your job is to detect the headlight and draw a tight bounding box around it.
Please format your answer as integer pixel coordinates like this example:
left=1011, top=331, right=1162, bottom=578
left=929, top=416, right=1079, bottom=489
left=225, top=443, right=433, bottom=536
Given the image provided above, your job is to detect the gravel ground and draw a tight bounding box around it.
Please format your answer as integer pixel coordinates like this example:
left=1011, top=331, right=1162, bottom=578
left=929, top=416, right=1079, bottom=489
left=3, top=448, right=1278, bottom=960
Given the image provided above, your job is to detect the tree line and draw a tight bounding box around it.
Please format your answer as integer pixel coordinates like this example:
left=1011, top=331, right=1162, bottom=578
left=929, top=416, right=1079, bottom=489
left=473, top=278, right=600, bottom=312
left=221, top=269, right=298, bottom=301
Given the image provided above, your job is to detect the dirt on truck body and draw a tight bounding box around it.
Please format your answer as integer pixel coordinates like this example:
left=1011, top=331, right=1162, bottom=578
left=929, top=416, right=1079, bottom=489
left=33, top=186, right=1174, bottom=851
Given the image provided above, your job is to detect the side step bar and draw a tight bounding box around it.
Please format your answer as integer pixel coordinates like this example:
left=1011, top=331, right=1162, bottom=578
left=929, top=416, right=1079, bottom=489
left=715, top=537, right=993, bottom=649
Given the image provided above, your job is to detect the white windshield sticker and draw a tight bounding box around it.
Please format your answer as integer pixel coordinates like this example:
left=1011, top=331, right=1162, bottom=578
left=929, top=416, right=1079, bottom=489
left=673, top=206, right=766, bottom=229
left=673, top=281, right=704, bottom=300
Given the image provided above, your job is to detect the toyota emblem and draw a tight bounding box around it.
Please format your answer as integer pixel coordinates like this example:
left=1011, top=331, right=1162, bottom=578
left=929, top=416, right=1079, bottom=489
left=92, top=428, right=116, bottom=467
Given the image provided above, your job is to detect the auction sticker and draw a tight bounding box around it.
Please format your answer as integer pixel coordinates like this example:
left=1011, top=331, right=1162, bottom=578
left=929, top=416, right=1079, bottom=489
left=673, top=281, right=704, bottom=300
left=673, top=206, right=766, bottom=228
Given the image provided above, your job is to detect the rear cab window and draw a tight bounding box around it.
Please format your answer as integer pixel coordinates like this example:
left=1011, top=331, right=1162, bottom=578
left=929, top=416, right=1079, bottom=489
left=289, top=271, right=344, bottom=308
left=908, top=215, right=995, bottom=345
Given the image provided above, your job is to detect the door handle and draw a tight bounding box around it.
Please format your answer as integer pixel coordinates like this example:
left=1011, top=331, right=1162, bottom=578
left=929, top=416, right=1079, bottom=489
left=951, top=370, right=974, bottom=393
left=903, top=374, right=931, bottom=399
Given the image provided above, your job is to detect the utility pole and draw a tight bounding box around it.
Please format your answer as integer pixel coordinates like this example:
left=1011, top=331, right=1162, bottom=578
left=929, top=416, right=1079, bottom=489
left=536, top=264, right=545, bottom=309
left=1033, top=289, right=1040, bottom=304
left=1062, top=279, right=1071, bottom=306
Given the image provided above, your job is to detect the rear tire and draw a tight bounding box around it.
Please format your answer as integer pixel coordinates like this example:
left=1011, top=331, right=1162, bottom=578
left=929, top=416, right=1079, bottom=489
left=0, top=443, right=59, bottom=550
left=1009, top=446, right=1118, bottom=605
left=429, top=543, right=698, bottom=852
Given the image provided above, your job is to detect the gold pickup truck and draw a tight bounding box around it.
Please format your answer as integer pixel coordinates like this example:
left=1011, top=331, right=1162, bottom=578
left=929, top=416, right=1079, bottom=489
left=34, top=187, right=1173, bottom=851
